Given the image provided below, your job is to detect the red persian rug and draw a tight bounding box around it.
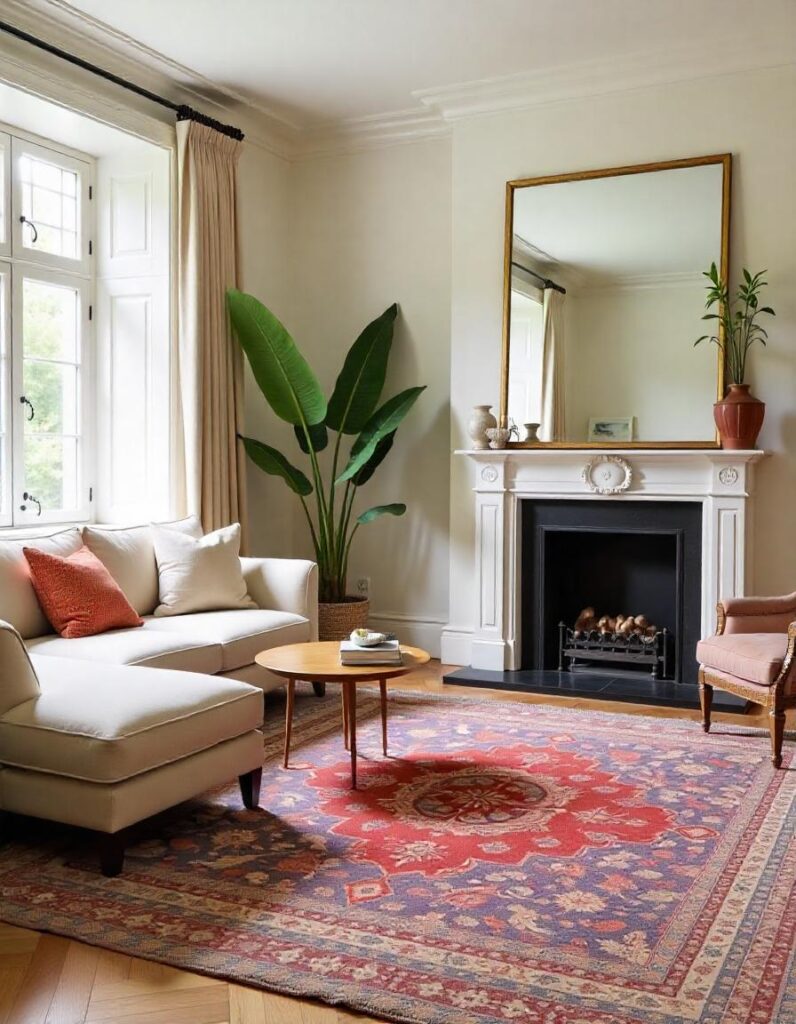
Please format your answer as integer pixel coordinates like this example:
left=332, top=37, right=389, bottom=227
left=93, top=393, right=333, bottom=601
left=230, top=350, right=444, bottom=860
left=1, top=690, right=794, bottom=1024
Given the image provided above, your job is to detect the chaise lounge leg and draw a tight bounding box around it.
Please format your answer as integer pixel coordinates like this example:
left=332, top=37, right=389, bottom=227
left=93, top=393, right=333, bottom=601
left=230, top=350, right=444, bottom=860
left=312, top=681, right=326, bottom=698
left=769, top=706, right=785, bottom=769
left=698, top=676, right=713, bottom=733
left=239, top=767, right=262, bottom=809
left=99, top=831, right=126, bottom=877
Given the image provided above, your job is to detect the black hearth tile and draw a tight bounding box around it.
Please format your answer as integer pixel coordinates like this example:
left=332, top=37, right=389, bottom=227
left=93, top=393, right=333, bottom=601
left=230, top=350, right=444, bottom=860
left=442, top=667, right=747, bottom=713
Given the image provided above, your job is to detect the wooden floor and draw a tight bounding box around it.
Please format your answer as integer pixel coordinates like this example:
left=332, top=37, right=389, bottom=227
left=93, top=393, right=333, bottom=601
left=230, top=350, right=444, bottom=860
left=1, top=661, right=791, bottom=1024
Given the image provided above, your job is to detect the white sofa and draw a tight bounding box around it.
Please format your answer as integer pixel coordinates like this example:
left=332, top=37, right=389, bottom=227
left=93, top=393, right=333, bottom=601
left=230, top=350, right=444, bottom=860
left=0, top=518, right=319, bottom=876
left=0, top=517, right=319, bottom=694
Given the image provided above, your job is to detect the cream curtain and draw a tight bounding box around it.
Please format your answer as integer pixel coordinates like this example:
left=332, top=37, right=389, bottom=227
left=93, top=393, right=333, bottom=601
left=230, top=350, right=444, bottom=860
left=540, top=288, right=566, bottom=442
left=174, top=119, right=248, bottom=546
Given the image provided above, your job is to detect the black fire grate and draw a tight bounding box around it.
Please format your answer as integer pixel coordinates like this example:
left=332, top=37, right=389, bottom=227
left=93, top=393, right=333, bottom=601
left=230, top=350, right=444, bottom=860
left=558, top=623, right=669, bottom=679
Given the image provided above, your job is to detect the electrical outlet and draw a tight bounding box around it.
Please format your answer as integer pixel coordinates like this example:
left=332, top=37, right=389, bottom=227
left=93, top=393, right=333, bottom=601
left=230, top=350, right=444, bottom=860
left=356, top=576, right=371, bottom=598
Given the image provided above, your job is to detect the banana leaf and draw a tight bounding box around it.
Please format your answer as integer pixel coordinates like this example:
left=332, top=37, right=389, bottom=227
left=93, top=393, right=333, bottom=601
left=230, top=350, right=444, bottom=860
left=356, top=503, right=406, bottom=525
left=239, top=435, right=312, bottom=496
left=227, top=289, right=326, bottom=428
left=326, top=304, right=397, bottom=434
left=336, top=386, right=425, bottom=484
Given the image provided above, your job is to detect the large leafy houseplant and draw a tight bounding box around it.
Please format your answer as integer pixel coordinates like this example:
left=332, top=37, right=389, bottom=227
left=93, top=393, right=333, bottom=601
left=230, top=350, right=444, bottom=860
left=227, top=290, right=424, bottom=604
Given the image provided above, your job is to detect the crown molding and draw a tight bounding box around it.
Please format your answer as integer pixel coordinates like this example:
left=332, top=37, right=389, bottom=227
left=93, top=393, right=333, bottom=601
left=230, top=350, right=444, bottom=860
left=1, top=0, right=299, bottom=158
left=0, top=5, right=792, bottom=162
left=413, top=31, right=796, bottom=122
left=294, top=107, right=449, bottom=159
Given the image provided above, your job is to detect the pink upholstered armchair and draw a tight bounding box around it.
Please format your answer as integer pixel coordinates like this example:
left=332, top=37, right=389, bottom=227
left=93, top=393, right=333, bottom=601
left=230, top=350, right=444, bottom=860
left=697, top=593, right=796, bottom=767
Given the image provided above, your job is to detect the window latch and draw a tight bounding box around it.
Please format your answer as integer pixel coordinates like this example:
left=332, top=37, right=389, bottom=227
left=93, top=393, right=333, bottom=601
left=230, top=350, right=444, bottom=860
left=19, top=395, right=34, bottom=421
left=20, top=492, right=42, bottom=517
left=19, top=215, right=38, bottom=244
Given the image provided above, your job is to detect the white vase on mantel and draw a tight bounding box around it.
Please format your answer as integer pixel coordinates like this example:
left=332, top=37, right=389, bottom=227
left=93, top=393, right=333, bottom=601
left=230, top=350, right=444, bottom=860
left=468, top=405, right=497, bottom=450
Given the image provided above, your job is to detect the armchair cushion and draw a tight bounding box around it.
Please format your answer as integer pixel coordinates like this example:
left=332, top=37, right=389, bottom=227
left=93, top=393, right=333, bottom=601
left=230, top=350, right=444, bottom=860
left=721, top=592, right=796, bottom=634
left=697, top=632, right=787, bottom=685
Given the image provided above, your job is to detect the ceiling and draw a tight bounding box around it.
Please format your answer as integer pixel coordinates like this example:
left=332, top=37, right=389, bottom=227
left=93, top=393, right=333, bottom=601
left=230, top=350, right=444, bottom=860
left=60, top=0, right=796, bottom=130
left=512, top=164, right=724, bottom=285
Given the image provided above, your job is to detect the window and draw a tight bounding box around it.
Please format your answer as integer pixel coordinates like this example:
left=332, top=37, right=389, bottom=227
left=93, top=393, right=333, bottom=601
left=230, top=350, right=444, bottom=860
left=0, top=129, right=92, bottom=528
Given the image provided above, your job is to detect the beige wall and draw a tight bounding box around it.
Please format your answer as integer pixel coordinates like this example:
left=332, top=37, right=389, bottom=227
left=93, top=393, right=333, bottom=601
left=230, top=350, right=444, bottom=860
left=236, top=144, right=296, bottom=559
left=274, top=139, right=452, bottom=651
left=564, top=283, right=717, bottom=442
left=446, top=65, right=796, bottom=660
left=237, top=65, right=794, bottom=661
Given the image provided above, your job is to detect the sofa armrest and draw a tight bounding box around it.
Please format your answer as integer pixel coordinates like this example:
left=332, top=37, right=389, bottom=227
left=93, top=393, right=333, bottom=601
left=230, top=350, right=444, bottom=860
left=718, top=592, right=796, bottom=634
left=0, top=619, right=41, bottom=716
left=240, top=558, right=318, bottom=641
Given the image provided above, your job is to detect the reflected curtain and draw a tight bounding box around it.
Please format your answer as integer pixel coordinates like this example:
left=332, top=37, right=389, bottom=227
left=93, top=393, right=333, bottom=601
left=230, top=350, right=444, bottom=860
left=540, top=288, right=566, bottom=442
left=174, top=119, right=247, bottom=546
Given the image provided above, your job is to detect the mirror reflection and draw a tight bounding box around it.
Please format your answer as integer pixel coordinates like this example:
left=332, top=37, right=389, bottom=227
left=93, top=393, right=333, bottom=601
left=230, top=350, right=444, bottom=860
left=503, top=158, right=728, bottom=444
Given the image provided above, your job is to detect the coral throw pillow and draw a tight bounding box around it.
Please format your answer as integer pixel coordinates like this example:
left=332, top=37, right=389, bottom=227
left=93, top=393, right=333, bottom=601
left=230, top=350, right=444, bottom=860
left=23, top=545, right=144, bottom=639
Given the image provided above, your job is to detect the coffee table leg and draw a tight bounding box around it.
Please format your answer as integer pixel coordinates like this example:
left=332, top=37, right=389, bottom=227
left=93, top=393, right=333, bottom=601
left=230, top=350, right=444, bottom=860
left=342, top=685, right=350, bottom=751
left=347, top=681, right=357, bottom=789
left=283, top=678, right=295, bottom=769
left=380, top=680, right=388, bottom=755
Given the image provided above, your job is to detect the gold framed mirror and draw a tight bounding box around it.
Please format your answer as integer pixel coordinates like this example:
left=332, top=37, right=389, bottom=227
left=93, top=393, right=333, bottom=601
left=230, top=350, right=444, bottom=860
left=500, top=154, right=731, bottom=448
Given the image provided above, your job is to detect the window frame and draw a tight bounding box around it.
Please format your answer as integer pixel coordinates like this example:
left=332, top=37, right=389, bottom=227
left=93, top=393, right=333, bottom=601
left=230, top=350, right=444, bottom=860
left=10, top=136, right=91, bottom=277
left=0, top=123, right=94, bottom=530
left=0, top=261, right=10, bottom=527
left=0, top=133, right=10, bottom=259
left=10, top=264, right=93, bottom=525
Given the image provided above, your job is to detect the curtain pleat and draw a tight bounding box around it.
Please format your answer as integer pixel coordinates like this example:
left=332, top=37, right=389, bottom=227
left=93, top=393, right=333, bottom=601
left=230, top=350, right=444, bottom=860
left=174, top=120, right=248, bottom=548
left=540, top=289, right=566, bottom=443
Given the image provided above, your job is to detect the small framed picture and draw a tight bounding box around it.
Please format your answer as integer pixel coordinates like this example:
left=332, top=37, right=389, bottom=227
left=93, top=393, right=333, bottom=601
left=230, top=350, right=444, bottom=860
left=588, top=417, right=635, bottom=442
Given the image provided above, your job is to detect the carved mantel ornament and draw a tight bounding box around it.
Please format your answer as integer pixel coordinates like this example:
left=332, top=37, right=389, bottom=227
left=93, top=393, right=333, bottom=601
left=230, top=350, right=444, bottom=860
left=582, top=455, right=633, bottom=495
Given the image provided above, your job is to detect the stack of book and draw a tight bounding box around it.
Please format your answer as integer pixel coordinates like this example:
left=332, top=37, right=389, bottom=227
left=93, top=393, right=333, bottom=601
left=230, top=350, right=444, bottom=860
left=340, top=639, right=402, bottom=666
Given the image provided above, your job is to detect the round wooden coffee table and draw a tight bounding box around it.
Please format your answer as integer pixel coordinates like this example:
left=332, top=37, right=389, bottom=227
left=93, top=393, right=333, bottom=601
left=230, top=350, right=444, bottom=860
left=256, top=641, right=430, bottom=788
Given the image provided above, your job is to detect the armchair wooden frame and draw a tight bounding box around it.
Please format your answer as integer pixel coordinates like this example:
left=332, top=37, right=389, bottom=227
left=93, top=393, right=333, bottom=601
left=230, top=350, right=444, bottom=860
left=699, top=602, right=796, bottom=768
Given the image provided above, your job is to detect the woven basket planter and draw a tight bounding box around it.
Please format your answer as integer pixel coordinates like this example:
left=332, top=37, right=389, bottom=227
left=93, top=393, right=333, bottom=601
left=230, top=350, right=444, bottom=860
left=318, top=597, right=370, bottom=641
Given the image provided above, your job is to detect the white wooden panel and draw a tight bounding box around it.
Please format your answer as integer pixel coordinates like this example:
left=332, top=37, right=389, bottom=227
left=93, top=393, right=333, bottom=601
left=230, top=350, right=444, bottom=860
left=479, top=502, right=498, bottom=629
left=96, top=147, right=170, bottom=279
left=110, top=294, right=150, bottom=507
left=111, top=175, right=150, bottom=259
left=717, top=507, right=740, bottom=600
left=96, top=277, right=170, bottom=523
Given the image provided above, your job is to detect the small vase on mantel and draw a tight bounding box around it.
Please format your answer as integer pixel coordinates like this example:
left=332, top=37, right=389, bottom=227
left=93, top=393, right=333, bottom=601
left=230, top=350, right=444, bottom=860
left=468, top=404, right=497, bottom=450
left=713, top=384, right=765, bottom=450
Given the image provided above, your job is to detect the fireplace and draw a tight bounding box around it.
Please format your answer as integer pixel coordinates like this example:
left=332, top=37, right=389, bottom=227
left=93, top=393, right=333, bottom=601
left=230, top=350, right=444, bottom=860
left=443, top=448, right=765, bottom=710
left=520, top=500, right=702, bottom=686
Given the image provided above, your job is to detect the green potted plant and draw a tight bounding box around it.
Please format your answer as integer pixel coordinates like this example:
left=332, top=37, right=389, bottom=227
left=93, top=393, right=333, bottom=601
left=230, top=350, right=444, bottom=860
left=695, top=263, right=775, bottom=449
left=227, top=290, right=424, bottom=639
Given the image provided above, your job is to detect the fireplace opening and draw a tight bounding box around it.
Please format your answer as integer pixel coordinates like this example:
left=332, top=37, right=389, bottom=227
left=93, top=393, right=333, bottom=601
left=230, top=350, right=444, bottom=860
left=521, top=500, right=703, bottom=687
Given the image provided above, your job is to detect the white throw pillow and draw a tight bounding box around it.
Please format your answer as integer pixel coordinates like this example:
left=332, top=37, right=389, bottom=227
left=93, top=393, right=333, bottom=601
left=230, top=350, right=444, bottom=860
left=152, top=522, right=256, bottom=617
left=83, top=516, right=203, bottom=616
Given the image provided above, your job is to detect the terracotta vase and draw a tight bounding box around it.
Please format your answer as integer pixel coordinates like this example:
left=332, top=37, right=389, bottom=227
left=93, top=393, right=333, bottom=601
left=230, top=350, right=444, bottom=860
left=713, top=384, right=765, bottom=450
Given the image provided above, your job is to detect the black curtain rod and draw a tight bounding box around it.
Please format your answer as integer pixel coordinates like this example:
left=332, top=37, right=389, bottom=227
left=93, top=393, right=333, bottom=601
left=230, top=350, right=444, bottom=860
left=0, top=20, right=244, bottom=141
left=511, top=260, right=566, bottom=295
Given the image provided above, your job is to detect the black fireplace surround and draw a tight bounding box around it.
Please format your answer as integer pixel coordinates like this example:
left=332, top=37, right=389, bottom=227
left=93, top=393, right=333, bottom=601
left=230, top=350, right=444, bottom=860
left=444, top=498, right=744, bottom=710
left=520, top=500, right=702, bottom=686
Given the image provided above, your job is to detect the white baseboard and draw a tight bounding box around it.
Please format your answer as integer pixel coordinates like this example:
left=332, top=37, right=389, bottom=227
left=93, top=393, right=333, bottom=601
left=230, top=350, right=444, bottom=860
left=440, top=627, right=473, bottom=666
left=368, top=612, right=446, bottom=659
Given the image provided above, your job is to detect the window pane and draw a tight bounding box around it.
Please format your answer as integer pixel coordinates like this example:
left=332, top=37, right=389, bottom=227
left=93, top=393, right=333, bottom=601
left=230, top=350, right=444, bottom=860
left=23, top=278, right=79, bottom=361
left=23, top=435, right=78, bottom=511
left=32, top=187, right=62, bottom=227
left=23, top=361, right=78, bottom=435
left=31, top=159, right=61, bottom=191
left=18, top=152, right=81, bottom=262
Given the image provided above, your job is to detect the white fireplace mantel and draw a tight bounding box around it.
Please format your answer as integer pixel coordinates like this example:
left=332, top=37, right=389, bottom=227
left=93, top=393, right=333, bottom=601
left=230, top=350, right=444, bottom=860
left=453, top=448, right=767, bottom=671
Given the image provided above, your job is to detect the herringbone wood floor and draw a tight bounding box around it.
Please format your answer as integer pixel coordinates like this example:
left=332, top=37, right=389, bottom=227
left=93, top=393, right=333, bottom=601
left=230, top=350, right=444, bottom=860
left=1, top=662, right=790, bottom=1024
